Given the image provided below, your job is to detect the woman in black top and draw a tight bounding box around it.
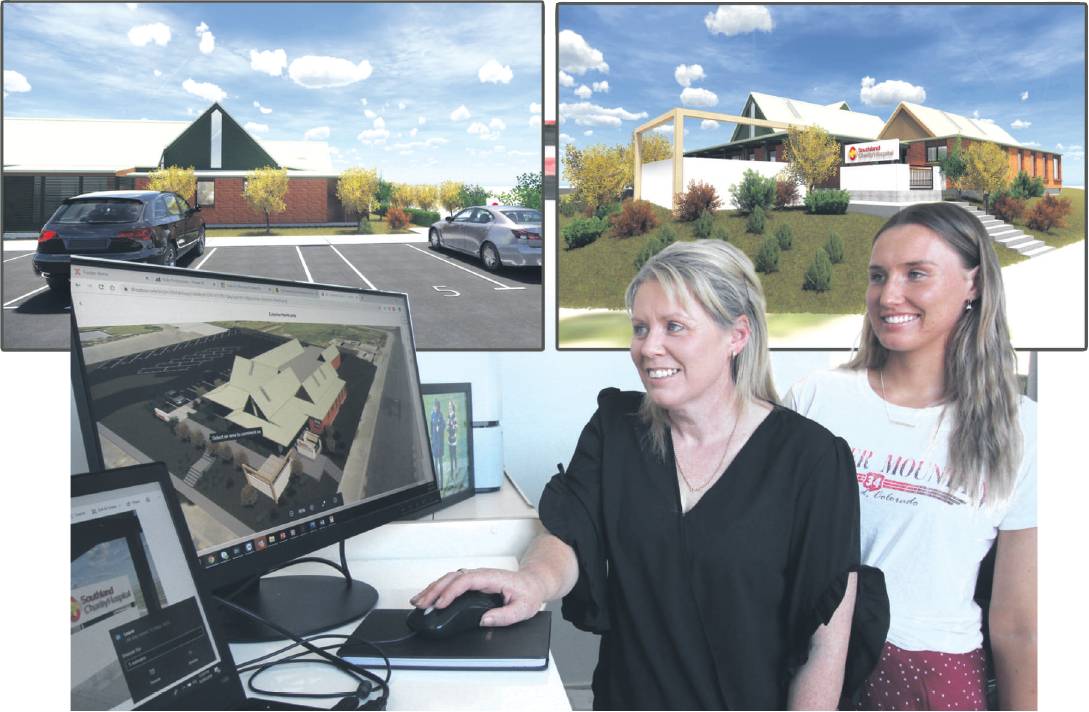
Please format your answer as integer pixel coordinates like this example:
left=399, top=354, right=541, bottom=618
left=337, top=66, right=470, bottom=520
left=413, top=240, right=869, bottom=709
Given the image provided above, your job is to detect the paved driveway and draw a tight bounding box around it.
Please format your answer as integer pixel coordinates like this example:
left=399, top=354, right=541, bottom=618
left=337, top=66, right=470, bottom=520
left=1, top=235, right=543, bottom=351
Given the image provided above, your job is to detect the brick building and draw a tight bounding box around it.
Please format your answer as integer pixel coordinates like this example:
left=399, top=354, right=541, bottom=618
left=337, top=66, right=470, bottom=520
left=2, top=103, right=348, bottom=233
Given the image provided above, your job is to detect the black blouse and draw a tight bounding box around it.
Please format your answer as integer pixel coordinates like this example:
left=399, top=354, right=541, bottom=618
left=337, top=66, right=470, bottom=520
left=539, top=389, right=861, bottom=710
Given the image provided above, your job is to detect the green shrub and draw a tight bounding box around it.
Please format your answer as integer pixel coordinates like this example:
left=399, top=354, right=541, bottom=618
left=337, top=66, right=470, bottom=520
left=712, top=224, right=729, bottom=242
left=804, top=248, right=833, bottom=292
left=1025, top=194, right=1072, bottom=232
left=562, top=216, right=608, bottom=249
left=634, top=225, right=677, bottom=270
left=775, top=224, right=793, bottom=251
left=775, top=180, right=800, bottom=209
left=746, top=205, right=766, bottom=234
left=595, top=201, right=623, bottom=221
left=457, top=184, right=489, bottom=208
left=693, top=209, right=714, bottom=239
left=558, top=194, right=580, bottom=218
left=610, top=199, right=658, bottom=238
left=729, top=169, right=775, bottom=214
left=754, top=236, right=781, bottom=274
left=825, top=232, right=845, bottom=264
left=356, top=217, right=374, bottom=235
left=804, top=188, right=851, bottom=214
left=1010, top=170, right=1046, bottom=199
left=405, top=208, right=441, bottom=226
left=674, top=180, right=721, bottom=221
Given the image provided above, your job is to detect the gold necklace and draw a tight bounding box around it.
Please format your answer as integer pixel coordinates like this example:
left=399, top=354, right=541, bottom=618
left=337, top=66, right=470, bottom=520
left=878, top=368, right=942, bottom=428
left=674, top=401, right=744, bottom=493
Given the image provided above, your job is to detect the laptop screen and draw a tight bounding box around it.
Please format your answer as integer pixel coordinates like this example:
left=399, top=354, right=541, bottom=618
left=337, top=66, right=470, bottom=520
left=72, top=470, right=240, bottom=710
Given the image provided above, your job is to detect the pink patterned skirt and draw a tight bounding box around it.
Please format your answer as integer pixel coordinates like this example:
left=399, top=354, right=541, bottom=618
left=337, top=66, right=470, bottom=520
left=846, top=641, right=987, bottom=710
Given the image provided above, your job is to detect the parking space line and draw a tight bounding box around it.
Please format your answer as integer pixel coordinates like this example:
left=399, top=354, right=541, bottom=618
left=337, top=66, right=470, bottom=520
left=327, top=244, right=377, bottom=290
left=296, top=246, right=313, bottom=282
left=403, top=245, right=526, bottom=290
left=3, top=252, right=32, bottom=263
left=193, top=248, right=217, bottom=270
left=3, top=284, right=48, bottom=308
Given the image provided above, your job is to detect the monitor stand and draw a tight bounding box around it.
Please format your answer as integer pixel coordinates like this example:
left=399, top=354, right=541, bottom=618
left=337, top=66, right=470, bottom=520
left=215, top=545, right=379, bottom=643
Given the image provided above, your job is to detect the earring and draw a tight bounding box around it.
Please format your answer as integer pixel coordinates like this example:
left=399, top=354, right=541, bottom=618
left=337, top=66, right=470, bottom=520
left=965, top=301, right=973, bottom=312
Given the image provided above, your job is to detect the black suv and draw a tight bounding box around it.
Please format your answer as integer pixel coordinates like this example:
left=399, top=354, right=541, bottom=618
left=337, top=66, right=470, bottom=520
left=33, top=190, right=205, bottom=291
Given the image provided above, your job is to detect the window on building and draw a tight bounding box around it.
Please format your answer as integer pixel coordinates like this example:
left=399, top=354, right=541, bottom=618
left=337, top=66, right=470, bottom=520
left=197, top=179, right=215, bottom=207
left=210, top=109, right=223, bottom=169
left=1054, top=157, right=1060, bottom=181
left=925, top=143, right=948, bottom=163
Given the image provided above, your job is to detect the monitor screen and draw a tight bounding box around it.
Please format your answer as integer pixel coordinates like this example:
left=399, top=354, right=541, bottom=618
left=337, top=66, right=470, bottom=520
left=71, top=468, right=241, bottom=710
left=70, top=257, right=440, bottom=591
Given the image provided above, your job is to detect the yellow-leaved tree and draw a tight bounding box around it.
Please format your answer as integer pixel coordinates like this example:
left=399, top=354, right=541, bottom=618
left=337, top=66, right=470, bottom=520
left=562, top=142, right=628, bottom=214
left=147, top=166, right=197, bottom=203
left=962, top=141, right=1010, bottom=211
left=243, top=167, right=289, bottom=235
left=389, top=182, right=413, bottom=209
left=439, top=180, right=464, bottom=215
left=414, top=184, right=438, bottom=212
left=336, top=167, right=380, bottom=230
left=784, top=125, right=840, bottom=192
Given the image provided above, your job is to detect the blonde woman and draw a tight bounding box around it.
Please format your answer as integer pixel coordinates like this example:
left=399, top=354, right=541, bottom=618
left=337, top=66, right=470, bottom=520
left=415, top=241, right=879, bottom=709
left=787, top=203, right=1037, bottom=710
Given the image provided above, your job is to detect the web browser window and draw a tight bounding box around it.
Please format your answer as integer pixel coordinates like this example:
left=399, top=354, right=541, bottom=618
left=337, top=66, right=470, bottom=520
left=71, top=260, right=434, bottom=568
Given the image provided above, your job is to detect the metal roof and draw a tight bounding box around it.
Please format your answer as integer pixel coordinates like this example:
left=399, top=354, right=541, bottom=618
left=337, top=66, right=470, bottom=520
left=3, top=115, right=333, bottom=173
left=884, top=101, right=1024, bottom=148
left=746, top=92, right=885, bottom=140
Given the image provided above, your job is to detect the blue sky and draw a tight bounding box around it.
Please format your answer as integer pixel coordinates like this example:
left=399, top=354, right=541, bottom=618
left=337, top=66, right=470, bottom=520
left=2, top=2, right=542, bottom=187
left=559, top=3, right=1086, bottom=185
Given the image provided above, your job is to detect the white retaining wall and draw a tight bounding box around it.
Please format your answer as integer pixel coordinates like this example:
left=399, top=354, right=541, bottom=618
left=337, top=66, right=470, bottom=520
left=640, top=157, right=806, bottom=210
left=840, top=163, right=942, bottom=192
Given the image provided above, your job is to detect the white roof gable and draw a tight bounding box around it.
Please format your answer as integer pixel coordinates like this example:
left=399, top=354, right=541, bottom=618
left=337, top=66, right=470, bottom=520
left=749, top=92, right=885, bottom=140
left=893, top=101, right=1022, bottom=147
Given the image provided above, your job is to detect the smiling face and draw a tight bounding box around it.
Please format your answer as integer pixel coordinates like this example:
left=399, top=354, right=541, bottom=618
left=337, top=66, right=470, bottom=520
left=867, top=224, right=978, bottom=360
left=629, top=279, right=746, bottom=413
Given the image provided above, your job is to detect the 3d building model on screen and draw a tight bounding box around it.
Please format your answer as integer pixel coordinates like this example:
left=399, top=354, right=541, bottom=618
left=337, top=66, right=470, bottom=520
left=80, top=322, right=422, bottom=552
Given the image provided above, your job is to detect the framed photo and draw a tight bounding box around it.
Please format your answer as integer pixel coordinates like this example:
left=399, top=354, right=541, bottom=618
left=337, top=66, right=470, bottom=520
left=420, top=383, right=475, bottom=512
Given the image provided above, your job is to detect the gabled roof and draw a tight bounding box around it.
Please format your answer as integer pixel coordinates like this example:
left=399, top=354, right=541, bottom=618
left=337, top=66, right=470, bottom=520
left=2, top=104, right=333, bottom=173
left=731, top=92, right=885, bottom=142
left=880, top=101, right=1022, bottom=148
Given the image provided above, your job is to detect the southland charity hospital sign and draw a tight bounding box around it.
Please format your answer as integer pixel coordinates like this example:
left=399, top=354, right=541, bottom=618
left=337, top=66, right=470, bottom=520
left=845, top=139, right=900, bottom=164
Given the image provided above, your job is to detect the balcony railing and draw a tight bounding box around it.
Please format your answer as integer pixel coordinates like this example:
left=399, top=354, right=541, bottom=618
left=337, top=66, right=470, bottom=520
left=909, top=165, right=934, bottom=190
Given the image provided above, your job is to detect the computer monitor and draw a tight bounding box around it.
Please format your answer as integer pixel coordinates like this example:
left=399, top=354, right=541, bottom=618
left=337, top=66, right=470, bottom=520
left=71, top=256, right=441, bottom=641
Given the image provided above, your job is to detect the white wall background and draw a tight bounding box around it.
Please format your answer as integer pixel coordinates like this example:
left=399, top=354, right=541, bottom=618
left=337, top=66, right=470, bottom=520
left=642, top=157, right=808, bottom=210
left=840, top=163, right=943, bottom=192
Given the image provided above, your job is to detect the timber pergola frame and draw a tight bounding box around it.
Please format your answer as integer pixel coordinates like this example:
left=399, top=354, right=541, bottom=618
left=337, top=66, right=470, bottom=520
left=633, top=108, right=798, bottom=200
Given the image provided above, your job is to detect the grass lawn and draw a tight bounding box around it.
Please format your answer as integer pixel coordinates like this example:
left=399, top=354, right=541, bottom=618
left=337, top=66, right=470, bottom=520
left=1006, top=186, right=1084, bottom=253
left=559, top=205, right=886, bottom=314
left=207, top=217, right=416, bottom=237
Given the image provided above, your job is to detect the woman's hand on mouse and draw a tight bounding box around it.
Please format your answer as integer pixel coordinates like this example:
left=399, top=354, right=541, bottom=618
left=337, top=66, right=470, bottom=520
left=410, top=567, right=545, bottom=627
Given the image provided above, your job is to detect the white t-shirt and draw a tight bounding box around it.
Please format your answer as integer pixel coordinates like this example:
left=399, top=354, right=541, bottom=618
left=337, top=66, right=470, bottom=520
left=785, top=367, right=1036, bottom=653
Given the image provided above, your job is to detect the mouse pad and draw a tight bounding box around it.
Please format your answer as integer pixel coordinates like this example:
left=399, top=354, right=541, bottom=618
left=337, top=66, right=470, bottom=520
left=338, top=609, right=551, bottom=670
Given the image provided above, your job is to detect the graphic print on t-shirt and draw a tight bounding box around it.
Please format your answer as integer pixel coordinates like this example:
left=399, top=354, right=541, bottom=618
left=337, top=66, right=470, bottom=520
left=850, top=445, right=966, bottom=507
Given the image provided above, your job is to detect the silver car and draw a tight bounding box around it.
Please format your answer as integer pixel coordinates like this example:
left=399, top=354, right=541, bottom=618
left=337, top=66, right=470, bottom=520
left=428, top=205, right=542, bottom=271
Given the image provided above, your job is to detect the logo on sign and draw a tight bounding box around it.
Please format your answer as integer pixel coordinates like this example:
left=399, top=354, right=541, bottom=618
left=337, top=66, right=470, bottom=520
left=848, top=146, right=858, bottom=161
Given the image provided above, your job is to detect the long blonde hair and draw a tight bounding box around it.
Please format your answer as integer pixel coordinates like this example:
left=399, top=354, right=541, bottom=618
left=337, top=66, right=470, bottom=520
left=846, top=202, right=1022, bottom=505
left=625, top=240, right=779, bottom=459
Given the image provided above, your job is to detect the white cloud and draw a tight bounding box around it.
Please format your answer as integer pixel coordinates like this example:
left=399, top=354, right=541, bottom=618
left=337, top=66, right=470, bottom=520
left=559, top=29, right=608, bottom=75
left=364, top=109, right=377, bottom=119
left=153, top=69, right=162, bottom=78
left=674, top=64, right=706, bottom=87
left=701, top=119, right=720, bottom=130
left=127, top=3, right=139, bottom=10
left=681, top=86, right=719, bottom=107
left=970, top=110, right=998, bottom=127
left=592, top=81, right=609, bottom=93
left=489, top=118, right=506, bottom=131
left=244, top=122, right=269, bottom=134
left=288, top=55, right=373, bottom=89
left=250, top=49, right=287, bottom=76
left=182, top=78, right=226, bottom=103
left=361, top=98, right=368, bottom=106
left=529, top=115, right=542, bottom=127
left=558, top=70, right=575, bottom=88
left=705, top=5, right=774, bottom=36
left=195, top=21, right=214, bottom=54
left=530, top=102, right=541, bottom=114
left=450, top=105, right=471, bottom=122
left=418, top=116, right=427, bottom=125
left=560, top=133, right=574, bottom=143
left=1020, top=91, right=1030, bottom=102
left=253, top=100, right=272, bottom=114
left=560, top=101, right=648, bottom=127
left=859, top=76, right=925, bottom=106
left=357, top=116, right=391, bottom=143
left=398, top=101, right=406, bottom=110
left=1011, top=119, right=1032, bottom=129
left=409, top=127, right=418, bottom=137
left=304, top=126, right=330, bottom=141
left=1020, top=141, right=1041, bottom=148
left=478, top=58, right=513, bottom=84
left=584, top=130, right=593, bottom=137
left=4, top=70, right=31, bottom=96
left=575, top=84, right=593, bottom=99
left=468, top=118, right=506, bottom=141
left=128, top=22, right=171, bottom=47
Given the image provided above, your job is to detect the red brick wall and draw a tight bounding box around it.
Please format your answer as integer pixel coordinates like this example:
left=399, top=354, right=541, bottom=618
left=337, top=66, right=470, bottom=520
left=135, top=176, right=330, bottom=225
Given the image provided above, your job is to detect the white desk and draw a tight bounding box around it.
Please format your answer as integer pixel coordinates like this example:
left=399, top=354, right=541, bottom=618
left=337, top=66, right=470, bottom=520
left=231, top=512, right=571, bottom=710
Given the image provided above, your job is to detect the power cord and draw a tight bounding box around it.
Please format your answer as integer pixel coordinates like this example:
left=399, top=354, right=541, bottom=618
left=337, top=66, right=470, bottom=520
left=215, top=595, right=391, bottom=710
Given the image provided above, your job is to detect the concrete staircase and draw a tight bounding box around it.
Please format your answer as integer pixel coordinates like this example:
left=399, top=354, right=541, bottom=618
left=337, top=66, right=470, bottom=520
left=948, top=201, right=1053, bottom=258
left=184, top=450, right=216, bottom=486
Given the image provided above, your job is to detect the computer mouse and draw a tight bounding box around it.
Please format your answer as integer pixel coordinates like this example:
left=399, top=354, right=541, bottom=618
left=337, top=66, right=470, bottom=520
left=406, top=590, right=505, bottom=639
